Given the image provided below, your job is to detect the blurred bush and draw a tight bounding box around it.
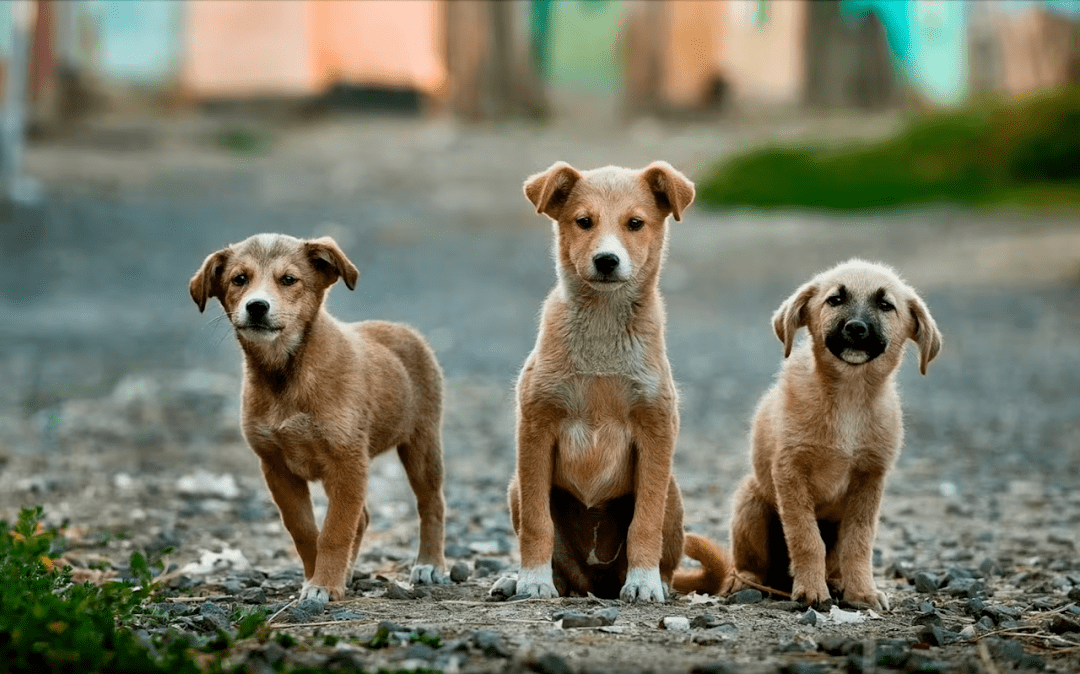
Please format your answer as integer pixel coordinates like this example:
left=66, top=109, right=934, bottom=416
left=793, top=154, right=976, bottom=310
left=698, top=89, right=1080, bottom=210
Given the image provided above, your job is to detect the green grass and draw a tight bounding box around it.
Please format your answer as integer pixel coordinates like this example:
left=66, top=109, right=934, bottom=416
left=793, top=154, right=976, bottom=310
left=697, top=89, right=1080, bottom=211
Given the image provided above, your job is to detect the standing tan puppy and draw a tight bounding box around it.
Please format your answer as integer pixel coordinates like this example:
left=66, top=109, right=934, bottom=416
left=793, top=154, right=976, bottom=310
left=722, top=259, right=941, bottom=610
left=190, top=234, right=447, bottom=602
left=495, top=161, right=729, bottom=602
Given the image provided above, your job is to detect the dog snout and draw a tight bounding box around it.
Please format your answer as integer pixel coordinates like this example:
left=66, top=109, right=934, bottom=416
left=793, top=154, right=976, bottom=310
left=842, top=320, right=868, bottom=340
left=246, top=299, right=270, bottom=321
left=593, top=253, right=620, bottom=276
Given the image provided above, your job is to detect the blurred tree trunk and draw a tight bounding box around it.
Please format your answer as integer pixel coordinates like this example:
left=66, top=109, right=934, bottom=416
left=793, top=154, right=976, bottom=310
left=623, top=0, right=667, bottom=117
left=444, top=0, right=547, bottom=121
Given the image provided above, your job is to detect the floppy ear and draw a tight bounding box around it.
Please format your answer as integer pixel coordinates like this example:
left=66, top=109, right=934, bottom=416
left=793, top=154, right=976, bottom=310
left=641, top=161, right=695, bottom=221
left=305, top=237, right=359, bottom=290
left=908, top=294, right=942, bottom=375
left=189, top=249, right=230, bottom=313
left=772, top=282, right=817, bottom=358
left=523, top=161, right=582, bottom=220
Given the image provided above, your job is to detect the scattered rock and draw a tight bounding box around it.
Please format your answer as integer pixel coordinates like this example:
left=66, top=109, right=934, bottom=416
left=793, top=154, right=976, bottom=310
left=799, top=609, right=820, bottom=626
left=176, top=470, right=240, bottom=499
left=450, top=561, right=471, bottom=583
left=690, top=613, right=724, bottom=629
left=914, top=572, right=940, bottom=594
left=729, top=589, right=763, bottom=604
left=330, top=609, right=365, bottom=622
left=239, top=587, right=267, bottom=605
left=473, top=630, right=511, bottom=658
left=532, top=653, right=572, bottom=674
left=385, top=582, right=413, bottom=600
left=554, top=607, right=618, bottom=628
left=474, top=558, right=506, bottom=575
left=180, top=548, right=252, bottom=575
left=779, top=632, right=816, bottom=652
left=286, top=598, right=326, bottom=624
left=196, top=601, right=231, bottom=632
left=912, top=611, right=942, bottom=627
left=660, top=616, right=690, bottom=631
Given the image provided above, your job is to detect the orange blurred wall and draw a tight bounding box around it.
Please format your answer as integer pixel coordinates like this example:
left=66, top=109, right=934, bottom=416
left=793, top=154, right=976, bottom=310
left=182, top=0, right=445, bottom=99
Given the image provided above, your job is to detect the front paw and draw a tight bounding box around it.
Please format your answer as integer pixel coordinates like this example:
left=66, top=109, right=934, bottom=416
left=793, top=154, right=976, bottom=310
left=843, top=586, right=889, bottom=611
left=299, top=582, right=339, bottom=604
left=791, top=577, right=832, bottom=610
left=515, top=564, right=558, bottom=598
left=410, top=564, right=447, bottom=585
left=620, top=567, right=666, bottom=603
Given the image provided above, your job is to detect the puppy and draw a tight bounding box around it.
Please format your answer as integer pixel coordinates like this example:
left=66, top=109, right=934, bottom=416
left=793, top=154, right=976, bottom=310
left=723, top=259, right=942, bottom=609
left=189, top=234, right=447, bottom=602
left=497, top=161, right=729, bottom=602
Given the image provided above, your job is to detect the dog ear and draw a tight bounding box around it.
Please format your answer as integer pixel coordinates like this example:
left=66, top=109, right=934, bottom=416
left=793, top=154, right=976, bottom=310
left=772, top=282, right=817, bottom=358
left=641, top=161, right=695, bottom=221
left=907, top=294, right=942, bottom=375
left=524, top=162, right=582, bottom=220
left=189, top=249, right=231, bottom=313
left=305, top=237, right=359, bottom=290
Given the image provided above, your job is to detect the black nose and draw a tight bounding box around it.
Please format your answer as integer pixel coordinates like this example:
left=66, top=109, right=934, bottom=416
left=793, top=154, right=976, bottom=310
left=246, top=299, right=269, bottom=320
left=843, top=320, right=868, bottom=340
left=593, top=253, right=620, bottom=276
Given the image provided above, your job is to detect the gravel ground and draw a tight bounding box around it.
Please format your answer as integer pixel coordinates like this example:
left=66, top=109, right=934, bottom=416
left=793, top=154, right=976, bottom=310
left=1, top=112, right=1079, bottom=673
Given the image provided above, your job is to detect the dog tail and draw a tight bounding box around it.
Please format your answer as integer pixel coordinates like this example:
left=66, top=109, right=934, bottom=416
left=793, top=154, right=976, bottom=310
left=672, top=533, right=732, bottom=596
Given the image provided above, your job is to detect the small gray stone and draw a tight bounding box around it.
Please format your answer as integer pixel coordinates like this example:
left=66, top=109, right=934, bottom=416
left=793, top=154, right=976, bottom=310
left=690, top=613, right=723, bottom=629
left=222, top=579, right=243, bottom=595
left=287, top=598, right=326, bottom=623
left=385, top=582, right=412, bottom=600
left=533, top=653, right=572, bottom=674
left=473, top=630, right=511, bottom=658
left=239, top=587, right=267, bottom=605
left=730, top=588, right=763, bottom=604
left=474, top=558, right=507, bottom=576
left=554, top=607, right=618, bottom=628
left=913, top=572, right=940, bottom=594
left=660, top=616, right=690, bottom=631
left=799, top=609, right=818, bottom=626
left=911, top=611, right=942, bottom=627
left=977, top=615, right=995, bottom=631
left=331, top=609, right=365, bottom=621
left=450, top=561, right=471, bottom=583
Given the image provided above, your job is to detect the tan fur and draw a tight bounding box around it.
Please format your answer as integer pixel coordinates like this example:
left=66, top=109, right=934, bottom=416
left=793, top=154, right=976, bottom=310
left=724, top=259, right=942, bottom=610
left=189, top=234, right=446, bottom=602
left=502, top=161, right=727, bottom=601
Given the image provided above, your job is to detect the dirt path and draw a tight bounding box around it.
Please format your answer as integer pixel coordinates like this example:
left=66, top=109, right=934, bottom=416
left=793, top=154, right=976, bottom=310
left=1, top=113, right=1078, bottom=673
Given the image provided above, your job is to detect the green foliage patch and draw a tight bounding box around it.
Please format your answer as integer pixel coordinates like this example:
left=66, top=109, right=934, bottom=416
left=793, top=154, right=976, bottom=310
left=697, top=89, right=1080, bottom=211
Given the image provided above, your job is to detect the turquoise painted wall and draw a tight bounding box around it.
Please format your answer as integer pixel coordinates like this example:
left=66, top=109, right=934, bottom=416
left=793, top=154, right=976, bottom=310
left=544, top=0, right=628, bottom=94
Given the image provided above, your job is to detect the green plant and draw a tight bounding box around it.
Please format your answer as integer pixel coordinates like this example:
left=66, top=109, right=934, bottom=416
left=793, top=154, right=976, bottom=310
left=697, top=89, right=1080, bottom=210
left=0, top=507, right=204, bottom=673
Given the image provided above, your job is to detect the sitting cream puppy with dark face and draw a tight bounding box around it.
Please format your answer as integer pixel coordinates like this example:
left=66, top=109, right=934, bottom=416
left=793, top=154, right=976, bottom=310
left=724, top=259, right=942, bottom=610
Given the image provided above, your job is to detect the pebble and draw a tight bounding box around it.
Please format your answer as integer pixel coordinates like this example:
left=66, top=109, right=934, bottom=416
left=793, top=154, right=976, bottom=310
left=729, top=588, right=763, bottom=604
left=239, top=587, right=267, bottom=604
left=532, top=653, right=572, bottom=674
left=911, top=611, right=942, bottom=627
left=197, top=601, right=231, bottom=632
left=913, top=571, right=940, bottom=593
left=660, top=616, right=690, bottom=631
left=449, top=561, right=471, bottom=583
left=385, top=582, right=413, bottom=600
left=286, top=598, right=327, bottom=624
left=553, top=607, right=619, bottom=628
left=473, top=558, right=506, bottom=576
left=779, top=633, right=816, bottom=652
left=799, top=609, right=818, bottom=626
left=473, top=630, right=511, bottom=658
left=330, top=609, right=365, bottom=622
left=944, top=578, right=985, bottom=599
left=1047, top=615, right=1080, bottom=635
left=690, top=613, right=724, bottom=629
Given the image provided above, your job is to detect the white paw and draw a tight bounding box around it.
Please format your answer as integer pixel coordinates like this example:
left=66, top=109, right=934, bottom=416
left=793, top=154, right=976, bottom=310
left=410, top=564, right=446, bottom=585
left=299, top=583, right=330, bottom=605
left=516, top=564, right=558, bottom=599
left=620, top=567, right=666, bottom=602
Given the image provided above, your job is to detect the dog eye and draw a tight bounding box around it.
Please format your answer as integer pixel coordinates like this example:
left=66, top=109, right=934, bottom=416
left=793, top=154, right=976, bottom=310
left=575, top=216, right=593, bottom=230
left=826, top=294, right=844, bottom=306
left=627, top=217, right=644, bottom=231
left=232, top=274, right=247, bottom=287
left=878, top=300, right=895, bottom=312
left=280, top=275, right=297, bottom=286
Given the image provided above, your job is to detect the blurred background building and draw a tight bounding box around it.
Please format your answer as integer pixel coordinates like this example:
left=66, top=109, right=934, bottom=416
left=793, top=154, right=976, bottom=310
left=1, top=0, right=1079, bottom=130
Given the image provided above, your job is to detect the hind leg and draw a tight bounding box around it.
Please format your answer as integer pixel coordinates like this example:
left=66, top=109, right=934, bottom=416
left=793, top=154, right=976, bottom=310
left=725, top=476, right=772, bottom=594
left=397, top=424, right=447, bottom=584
